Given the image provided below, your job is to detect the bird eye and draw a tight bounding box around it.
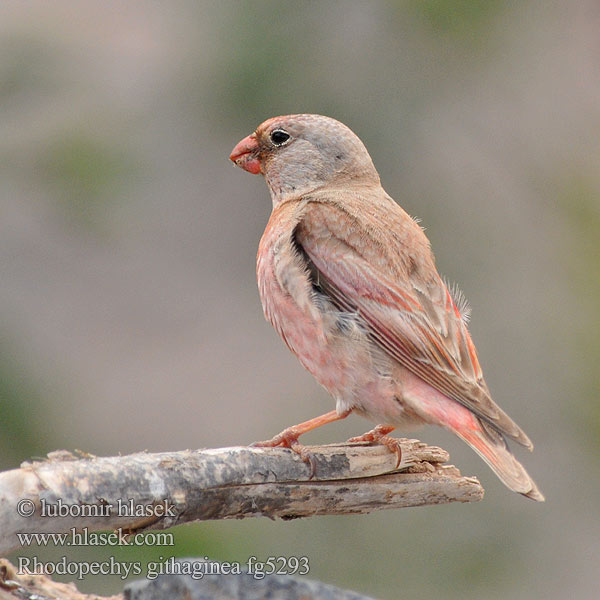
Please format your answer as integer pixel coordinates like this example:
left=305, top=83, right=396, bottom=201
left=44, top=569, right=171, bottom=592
left=270, top=129, right=291, bottom=146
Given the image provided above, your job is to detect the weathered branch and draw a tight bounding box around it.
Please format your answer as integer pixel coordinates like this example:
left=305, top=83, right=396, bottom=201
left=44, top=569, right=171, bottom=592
left=0, top=441, right=483, bottom=555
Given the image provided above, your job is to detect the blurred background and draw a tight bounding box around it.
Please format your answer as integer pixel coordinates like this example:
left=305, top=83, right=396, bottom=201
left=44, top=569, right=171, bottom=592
left=1, top=1, right=599, bottom=598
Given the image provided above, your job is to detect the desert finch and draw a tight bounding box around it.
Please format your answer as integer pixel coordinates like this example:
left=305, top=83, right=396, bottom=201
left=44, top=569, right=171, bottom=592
left=230, top=114, right=543, bottom=501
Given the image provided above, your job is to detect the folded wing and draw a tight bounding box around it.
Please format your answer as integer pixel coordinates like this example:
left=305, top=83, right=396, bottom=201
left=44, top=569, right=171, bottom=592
left=295, top=194, right=532, bottom=449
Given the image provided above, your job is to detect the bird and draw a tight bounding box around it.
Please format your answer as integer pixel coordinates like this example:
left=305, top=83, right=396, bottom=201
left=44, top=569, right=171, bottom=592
left=229, top=114, right=544, bottom=501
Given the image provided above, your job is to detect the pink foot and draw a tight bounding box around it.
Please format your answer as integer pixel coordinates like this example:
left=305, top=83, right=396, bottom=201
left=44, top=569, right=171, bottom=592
left=250, top=410, right=352, bottom=479
left=347, top=425, right=402, bottom=468
left=251, top=425, right=317, bottom=478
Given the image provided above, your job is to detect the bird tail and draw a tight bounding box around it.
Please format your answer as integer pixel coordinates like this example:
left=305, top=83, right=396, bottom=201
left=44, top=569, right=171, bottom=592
left=452, top=419, right=545, bottom=502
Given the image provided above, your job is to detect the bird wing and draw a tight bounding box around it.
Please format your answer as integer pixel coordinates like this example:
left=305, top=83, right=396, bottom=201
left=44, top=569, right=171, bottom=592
left=295, top=192, right=532, bottom=448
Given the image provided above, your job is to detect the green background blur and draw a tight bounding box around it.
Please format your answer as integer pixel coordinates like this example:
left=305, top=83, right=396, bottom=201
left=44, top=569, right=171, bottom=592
left=1, top=1, right=599, bottom=598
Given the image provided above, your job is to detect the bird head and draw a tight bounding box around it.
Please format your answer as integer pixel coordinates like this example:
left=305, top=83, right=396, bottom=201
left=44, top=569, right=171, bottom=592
left=230, top=114, right=380, bottom=204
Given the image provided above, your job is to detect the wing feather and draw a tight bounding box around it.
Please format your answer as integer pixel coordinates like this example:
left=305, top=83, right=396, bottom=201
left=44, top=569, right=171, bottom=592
left=296, top=194, right=532, bottom=448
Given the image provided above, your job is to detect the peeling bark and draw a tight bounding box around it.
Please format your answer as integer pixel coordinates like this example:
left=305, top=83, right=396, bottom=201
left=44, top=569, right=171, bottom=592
left=0, top=441, right=483, bottom=556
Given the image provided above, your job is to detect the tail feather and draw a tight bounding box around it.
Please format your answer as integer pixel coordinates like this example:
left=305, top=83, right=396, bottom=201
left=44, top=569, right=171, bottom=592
left=400, top=371, right=544, bottom=501
left=454, top=419, right=545, bottom=502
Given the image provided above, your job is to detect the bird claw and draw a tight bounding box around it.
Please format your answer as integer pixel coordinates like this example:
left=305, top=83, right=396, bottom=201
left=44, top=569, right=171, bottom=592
left=347, top=425, right=402, bottom=468
left=251, top=427, right=317, bottom=478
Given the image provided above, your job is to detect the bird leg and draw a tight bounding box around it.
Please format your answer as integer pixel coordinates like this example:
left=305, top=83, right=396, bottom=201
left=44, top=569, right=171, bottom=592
left=347, top=425, right=402, bottom=468
left=251, top=409, right=352, bottom=477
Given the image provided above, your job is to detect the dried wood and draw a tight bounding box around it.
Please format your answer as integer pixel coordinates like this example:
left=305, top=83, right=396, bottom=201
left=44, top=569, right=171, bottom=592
left=0, top=441, right=483, bottom=556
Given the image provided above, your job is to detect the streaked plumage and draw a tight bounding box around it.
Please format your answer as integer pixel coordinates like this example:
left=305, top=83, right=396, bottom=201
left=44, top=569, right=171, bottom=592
left=230, top=114, right=543, bottom=501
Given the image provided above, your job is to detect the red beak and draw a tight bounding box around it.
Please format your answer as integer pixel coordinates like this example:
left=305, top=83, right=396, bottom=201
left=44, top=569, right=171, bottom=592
left=229, top=134, right=261, bottom=174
